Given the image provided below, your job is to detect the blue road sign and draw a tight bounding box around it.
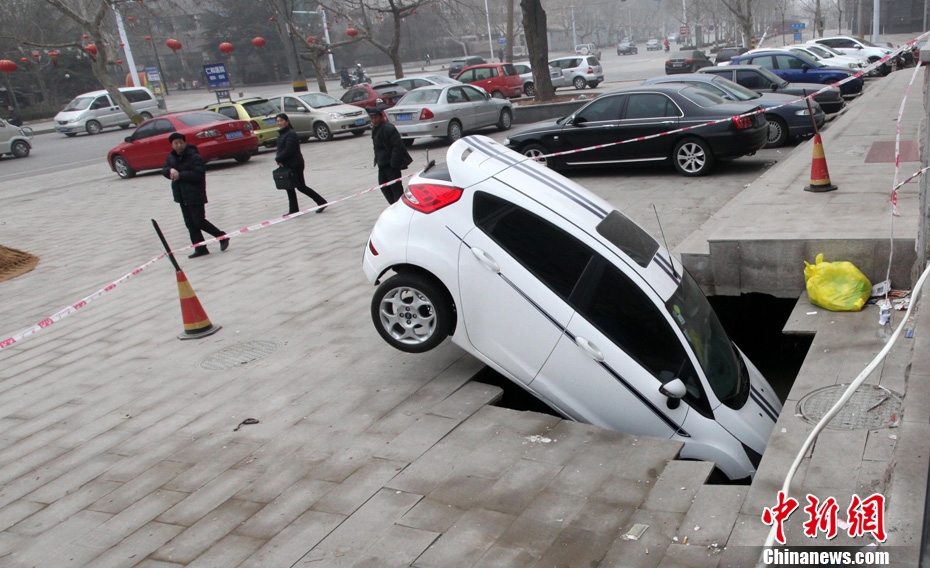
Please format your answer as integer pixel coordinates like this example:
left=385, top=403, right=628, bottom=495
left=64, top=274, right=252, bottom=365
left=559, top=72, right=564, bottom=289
left=203, top=62, right=231, bottom=90
left=794, top=32, right=803, bottom=41
left=498, top=37, right=506, bottom=45
left=790, top=23, right=805, bottom=29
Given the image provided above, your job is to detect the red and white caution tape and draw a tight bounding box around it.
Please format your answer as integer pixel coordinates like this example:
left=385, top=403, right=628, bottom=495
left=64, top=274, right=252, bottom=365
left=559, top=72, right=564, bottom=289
left=891, top=61, right=923, bottom=216
left=0, top=172, right=416, bottom=351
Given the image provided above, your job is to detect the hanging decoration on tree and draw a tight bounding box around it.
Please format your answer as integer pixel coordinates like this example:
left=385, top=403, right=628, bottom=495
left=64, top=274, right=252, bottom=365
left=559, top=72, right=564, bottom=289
left=32, top=52, right=39, bottom=58
left=127, top=16, right=134, bottom=21
left=116, top=60, right=123, bottom=64
left=166, top=38, right=182, bottom=51
left=82, top=34, right=89, bottom=39
left=219, top=42, right=234, bottom=54
left=20, top=57, right=28, bottom=63
left=252, top=37, right=266, bottom=49
left=307, top=36, right=319, bottom=44
left=145, top=36, right=151, bottom=41
left=0, top=60, right=17, bottom=73
left=85, top=44, right=97, bottom=55
left=346, top=27, right=358, bottom=37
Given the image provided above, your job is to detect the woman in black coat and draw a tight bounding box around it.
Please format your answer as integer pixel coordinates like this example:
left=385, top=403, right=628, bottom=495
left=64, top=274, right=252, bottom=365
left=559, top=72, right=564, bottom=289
left=274, top=114, right=327, bottom=215
left=162, top=133, right=228, bottom=258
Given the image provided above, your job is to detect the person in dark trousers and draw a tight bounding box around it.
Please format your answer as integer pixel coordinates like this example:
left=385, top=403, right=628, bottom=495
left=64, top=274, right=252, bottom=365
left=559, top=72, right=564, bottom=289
left=368, top=107, right=413, bottom=204
left=6, top=105, right=22, bottom=127
left=162, top=133, right=228, bottom=258
left=274, top=113, right=327, bottom=215
left=498, top=47, right=504, bottom=62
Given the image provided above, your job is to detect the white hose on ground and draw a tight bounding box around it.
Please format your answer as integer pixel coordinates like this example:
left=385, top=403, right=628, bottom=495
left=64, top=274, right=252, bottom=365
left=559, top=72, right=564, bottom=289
left=759, top=263, right=930, bottom=557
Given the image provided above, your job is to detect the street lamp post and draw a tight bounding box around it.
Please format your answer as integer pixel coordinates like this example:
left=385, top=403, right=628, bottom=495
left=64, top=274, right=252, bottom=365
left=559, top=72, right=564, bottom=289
left=293, top=8, right=335, bottom=73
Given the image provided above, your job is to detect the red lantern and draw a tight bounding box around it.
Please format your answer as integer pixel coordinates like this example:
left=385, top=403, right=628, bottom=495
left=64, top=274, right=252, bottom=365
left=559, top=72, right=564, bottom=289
left=252, top=37, right=266, bottom=49
left=413, top=9, right=417, bottom=13
left=347, top=27, right=358, bottom=37
left=430, top=3, right=435, bottom=6
left=127, top=16, right=133, bottom=21
left=85, top=44, right=97, bottom=55
left=269, top=17, right=275, bottom=21
left=307, top=36, right=319, bottom=44
left=32, top=52, right=39, bottom=58
left=145, top=36, right=151, bottom=41
left=20, top=57, right=27, bottom=63
left=166, top=38, right=182, bottom=51
left=49, top=52, right=58, bottom=57
left=219, top=42, right=234, bottom=54
left=116, top=60, right=123, bottom=64
left=119, top=42, right=124, bottom=47
left=82, top=34, right=89, bottom=39
left=0, top=60, right=17, bottom=73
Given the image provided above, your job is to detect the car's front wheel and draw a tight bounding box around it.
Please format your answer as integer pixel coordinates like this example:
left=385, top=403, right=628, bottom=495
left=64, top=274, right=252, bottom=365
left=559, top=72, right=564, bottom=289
left=497, top=108, right=513, bottom=131
left=11, top=140, right=29, bottom=158
left=371, top=272, right=454, bottom=353
left=765, top=116, right=788, bottom=148
left=314, top=122, right=333, bottom=141
left=573, top=76, right=587, bottom=90
left=522, top=143, right=554, bottom=169
left=447, top=119, right=463, bottom=143
left=524, top=82, right=536, bottom=97
left=112, top=155, right=136, bottom=179
left=672, top=137, right=714, bottom=176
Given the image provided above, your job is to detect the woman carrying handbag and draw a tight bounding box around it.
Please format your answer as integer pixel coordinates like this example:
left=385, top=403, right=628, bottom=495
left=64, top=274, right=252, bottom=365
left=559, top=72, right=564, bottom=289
left=274, top=114, right=328, bottom=215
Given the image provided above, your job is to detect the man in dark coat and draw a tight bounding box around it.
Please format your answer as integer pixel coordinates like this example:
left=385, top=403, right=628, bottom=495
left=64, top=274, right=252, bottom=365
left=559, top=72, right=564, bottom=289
left=6, top=105, right=22, bottom=127
left=162, top=133, right=229, bottom=258
left=274, top=113, right=327, bottom=215
left=368, top=107, right=412, bottom=204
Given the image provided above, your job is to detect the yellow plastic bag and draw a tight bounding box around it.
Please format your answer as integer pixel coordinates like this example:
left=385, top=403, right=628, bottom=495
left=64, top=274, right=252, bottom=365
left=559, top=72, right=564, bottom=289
left=803, top=253, right=872, bottom=312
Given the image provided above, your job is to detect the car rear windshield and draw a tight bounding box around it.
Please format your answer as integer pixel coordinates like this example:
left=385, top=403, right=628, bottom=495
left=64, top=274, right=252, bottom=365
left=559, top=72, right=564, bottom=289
left=401, top=89, right=441, bottom=104
left=241, top=100, right=278, bottom=117
left=426, top=76, right=458, bottom=84
left=63, top=96, right=94, bottom=111
left=715, top=77, right=760, bottom=100
left=300, top=93, right=341, bottom=108
left=374, top=85, right=404, bottom=95
left=679, top=86, right=725, bottom=107
left=501, top=64, right=518, bottom=76
left=177, top=111, right=228, bottom=126
left=595, top=210, right=659, bottom=268
left=586, top=56, right=600, bottom=65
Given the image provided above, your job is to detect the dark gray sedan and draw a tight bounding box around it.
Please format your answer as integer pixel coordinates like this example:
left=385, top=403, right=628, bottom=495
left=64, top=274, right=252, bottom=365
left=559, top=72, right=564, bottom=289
left=643, top=74, right=824, bottom=147
left=697, top=64, right=844, bottom=114
left=384, top=84, right=513, bottom=146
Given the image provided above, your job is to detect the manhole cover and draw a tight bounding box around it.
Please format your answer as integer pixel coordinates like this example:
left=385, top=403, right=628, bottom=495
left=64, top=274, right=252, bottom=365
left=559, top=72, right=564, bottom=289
left=796, top=384, right=903, bottom=430
left=200, top=340, right=281, bottom=371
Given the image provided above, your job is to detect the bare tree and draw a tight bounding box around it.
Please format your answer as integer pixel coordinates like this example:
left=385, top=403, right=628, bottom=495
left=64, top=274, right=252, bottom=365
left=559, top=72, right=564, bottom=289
left=520, top=0, right=553, bottom=102
left=718, top=0, right=756, bottom=47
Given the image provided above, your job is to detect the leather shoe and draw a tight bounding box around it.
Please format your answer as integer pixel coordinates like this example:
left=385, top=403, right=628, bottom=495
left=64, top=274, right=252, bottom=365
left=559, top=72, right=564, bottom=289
left=316, top=202, right=328, bottom=214
left=284, top=211, right=298, bottom=216
left=220, top=237, right=230, bottom=252
left=188, top=248, right=209, bottom=258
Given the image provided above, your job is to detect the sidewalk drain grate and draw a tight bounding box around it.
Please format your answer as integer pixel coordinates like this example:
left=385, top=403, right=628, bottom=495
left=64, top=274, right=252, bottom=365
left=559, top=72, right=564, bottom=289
left=796, top=384, right=903, bottom=430
left=200, top=340, right=281, bottom=371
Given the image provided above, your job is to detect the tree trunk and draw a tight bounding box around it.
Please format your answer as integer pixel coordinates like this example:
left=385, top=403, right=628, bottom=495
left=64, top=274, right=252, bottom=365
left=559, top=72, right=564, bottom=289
left=88, top=32, right=140, bottom=124
left=272, top=0, right=308, bottom=91
left=506, top=0, right=514, bottom=62
left=521, top=0, right=554, bottom=102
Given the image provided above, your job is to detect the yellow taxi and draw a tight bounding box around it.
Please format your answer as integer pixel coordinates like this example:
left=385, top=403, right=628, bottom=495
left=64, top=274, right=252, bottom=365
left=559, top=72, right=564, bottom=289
left=203, top=97, right=280, bottom=147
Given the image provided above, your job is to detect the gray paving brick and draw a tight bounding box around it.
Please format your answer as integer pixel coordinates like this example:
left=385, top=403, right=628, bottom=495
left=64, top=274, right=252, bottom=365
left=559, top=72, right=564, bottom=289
left=412, top=508, right=515, bottom=568
left=0, top=500, right=44, bottom=533
left=237, top=509, right=344, bottom=568
left=162, top=442, right=259, bottom=493
left=89, top=460, right=192, bottom=514
left=0, top=530, right=25, bottom=559
left=490, top=489, right=587, bottom=559
left=152, top=498, right=265, bottom=565
left=25, top=453, right=123, bottom=505
left=600, top=509, right=685, bottom=568
left=8, top=480, right=120, bottom=537
left=678, top=485, right=746, bottom=547
left=232, top=448, right=331, bottom=503
left=373, top=414, right=460, bottom=463
left=350, top=524, right=440, bottom=568
left=383, top=442, right=465, bottom=496
left=0, top=445, right=69, bottom=488
left=80, top=521, right=184, bottom=568
left=396, top=498, right=466, bottom=533
left=78, top=490, right=188, bottom=549
left=438, top=407, right=560, bottom=450
left=312, top=458, right=407, bottom=516
left=132, top=560, right=184, bottom=568
left=658, top=543, right=722, bottom=568
left=185, top=534, right=265, bottom=567
left=424, top=472, right=498, bottom=511
left=1, top=509, right=112, bottom=567
left=803, top=428, right=868, bottom=490
left=235, top=478, right=337, bottom=539
left=100, top=434, right=193, bottom=483
left=477, top=458, right=562, bottom=516
left=156, top=469, right=257, bottom=527
left=472, top=545, right=539, bottom=568
left=642, top=460, right=715, bottom=513
left=428, top=382, right=502, bottom=422
left=0, top=428, right=70, bottom=469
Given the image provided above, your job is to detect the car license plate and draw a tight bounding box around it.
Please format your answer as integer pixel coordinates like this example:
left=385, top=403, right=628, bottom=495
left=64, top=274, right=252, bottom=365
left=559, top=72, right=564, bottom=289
left=395, top=114, right=412, bottom=121
left=264, top=117, right=275, bottom=125
left=58, top=127, right=68, bottom=132
left=225, top=131, right=243, bottom=140
left=672, top=62, right=683, bottom=67
left=354, top=118, right=367, bottom=126
left=551, top=72, right=560, bottom=78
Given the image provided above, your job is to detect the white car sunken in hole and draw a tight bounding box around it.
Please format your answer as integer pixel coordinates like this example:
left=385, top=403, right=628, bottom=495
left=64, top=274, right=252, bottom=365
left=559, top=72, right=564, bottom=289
left=362, top=135, right=782, bottom=481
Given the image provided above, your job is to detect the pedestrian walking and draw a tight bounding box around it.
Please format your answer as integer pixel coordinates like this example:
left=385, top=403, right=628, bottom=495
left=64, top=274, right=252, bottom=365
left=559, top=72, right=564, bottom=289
left=498, top=47, right=504, bottom=62
left=425, top=53, right=431, bottom=67
left=162, top=133, right=229, bottom=258
left=275, top=113, right=328, bottom=215
left=368, top=107, right=413, bottom=204
left=6, top=105, right=22, bottom=127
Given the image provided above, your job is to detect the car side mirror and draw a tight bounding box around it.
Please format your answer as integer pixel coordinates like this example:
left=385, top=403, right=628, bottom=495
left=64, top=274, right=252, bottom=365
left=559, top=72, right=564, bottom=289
left=572, top=115, right=587, bottom=126
left=125, top=136, right=133, bottom=143
left=659, top=377, right=687, bottom=409
left=770, top=82, right=779, bottom=90
left=802, top=65, right=810, bottom=71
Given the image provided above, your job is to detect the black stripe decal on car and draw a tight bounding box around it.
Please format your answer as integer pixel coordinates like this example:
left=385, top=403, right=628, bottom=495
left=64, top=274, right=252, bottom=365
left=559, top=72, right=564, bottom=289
left=750, top=388, right=779, bottom=423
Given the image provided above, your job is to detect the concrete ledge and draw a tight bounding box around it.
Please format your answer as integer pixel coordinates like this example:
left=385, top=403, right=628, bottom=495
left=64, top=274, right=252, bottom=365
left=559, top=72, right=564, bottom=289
left=512, top=99, right=590, bottom=124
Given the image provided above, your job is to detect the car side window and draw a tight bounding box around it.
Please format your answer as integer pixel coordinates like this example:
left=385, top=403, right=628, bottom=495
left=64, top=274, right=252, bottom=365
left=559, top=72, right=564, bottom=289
left=736, top=70, right=767, bottom=89
left=123, top=90, right=152, bottom=103
left=91, top=96, right=110, bottom=110
left=748, top=55, right=775, bottom=68
left=267, top=99, right=282, bottom=112
left=576, top=95, right=624, bottom=122
left=473, top=191, right=593, bottom=301
left=216, top=106, right=239, bottom=119
left=686, top=81, right=729, bottom=99
left=624, top=93, right=677, bottom=119
left=131, top=121, right=160, bottom=141
left=446, top=87, right=468, bottom=104
left=150, top=119, right=175, bottom=136
left=775, top=54, right=805, bottom=69
left=836, top=39, right=856, bottom=48
left=458, top=70, right=475, bottom=82
left=351, top=89, right=367, bottom=103
left=575, top=260, right=709, bottom=415
left=284, top=97, right=303, bottom=112
left=473, top=68, right=490, bottom=80
left=413, top=79, right=428, bottom=89
left=587, top=56, right=600, bottom=65
left=461, top=86, right=487, bottom=101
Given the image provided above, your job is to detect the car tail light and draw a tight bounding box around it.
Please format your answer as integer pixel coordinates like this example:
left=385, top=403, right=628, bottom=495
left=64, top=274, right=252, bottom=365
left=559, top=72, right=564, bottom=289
left=732, top=114, right=753, bottom=130
left=195, top=129, right=221, bottom=138
left=403, top=183, right=463, bottom=213
left=368, top=239, right=378, bottom=256
left=684, top=59, right=694, bottom=63
left=248, top=120, right=259, bottom=130
left=419, top=108, right=434, bottom=120
left=242, top=122, right=253, bottom=132
left=587, top=67, right=594, bottom=73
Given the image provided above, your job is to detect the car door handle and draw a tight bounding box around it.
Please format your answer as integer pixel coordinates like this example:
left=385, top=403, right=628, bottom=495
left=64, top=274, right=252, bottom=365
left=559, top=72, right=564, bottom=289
left=471, top=247, right=499, bottom=273
left=574, top=336, right=604, bottom=362
left=660, top=121, right=676, bottom=124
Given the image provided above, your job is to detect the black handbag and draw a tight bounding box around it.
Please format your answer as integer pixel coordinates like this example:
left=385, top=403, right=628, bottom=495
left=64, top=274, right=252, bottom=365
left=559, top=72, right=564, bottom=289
left=272, top=166, right=294, bottom=190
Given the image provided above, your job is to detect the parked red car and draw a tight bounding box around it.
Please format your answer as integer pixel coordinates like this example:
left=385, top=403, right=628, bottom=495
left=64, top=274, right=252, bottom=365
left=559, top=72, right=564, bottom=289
left=455, top=63, right=523, bottom=99
left=340, top=84, right=408, bottom=110
left=107, top=111, right=258, bottom=179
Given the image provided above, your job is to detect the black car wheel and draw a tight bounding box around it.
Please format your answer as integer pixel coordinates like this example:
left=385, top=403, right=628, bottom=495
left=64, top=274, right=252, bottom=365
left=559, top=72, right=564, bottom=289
left=491, top=90, right=505, bottom=99
left=573, top=76, right=587, bottom=90
left=522, top=143, right=554, bottom=169
left=371, top=272, right=454, bottom=353
left=447, top=120, right=463, bottom=142
left=497, top=108, right=513, bottom=131
left=234, top=154, right=252, bottom=163
left=85, top=120, right=102, bottom=135
left=11, top=140, right=30, bottom=158
left=351, top=129, right=366, bottom=136
left=403, top=139, right=415, bottom=147
left=525, top=82, right=536, bottom=97
left=673, top=137, right=714, bottom=176
left=765, top=116, right=788, bottom=148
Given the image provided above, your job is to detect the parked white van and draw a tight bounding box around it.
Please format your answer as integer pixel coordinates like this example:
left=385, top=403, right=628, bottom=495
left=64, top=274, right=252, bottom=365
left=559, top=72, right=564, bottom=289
left=55, top=87, right=163, bottom=136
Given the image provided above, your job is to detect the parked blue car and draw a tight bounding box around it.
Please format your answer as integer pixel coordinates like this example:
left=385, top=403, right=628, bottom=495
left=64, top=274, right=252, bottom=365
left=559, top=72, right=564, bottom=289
left=728, top=50, right=864, bottom=99
left=642, top=73, right=825, bottom=148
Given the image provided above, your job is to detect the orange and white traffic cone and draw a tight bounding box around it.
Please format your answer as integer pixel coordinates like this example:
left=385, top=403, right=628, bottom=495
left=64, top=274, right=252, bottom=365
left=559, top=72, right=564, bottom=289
left=176, top=270, right=221, bottom=340
left=805, top=133, right=837, bottom=193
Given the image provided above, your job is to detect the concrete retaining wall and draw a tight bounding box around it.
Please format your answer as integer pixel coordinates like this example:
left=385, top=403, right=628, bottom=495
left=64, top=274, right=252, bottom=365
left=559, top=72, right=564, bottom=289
left=513, top=99, right=589, bottom=124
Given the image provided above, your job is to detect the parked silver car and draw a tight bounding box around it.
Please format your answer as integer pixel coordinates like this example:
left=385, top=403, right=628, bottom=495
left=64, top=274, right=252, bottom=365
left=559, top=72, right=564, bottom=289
left=384, top=84, right=513, bottom=146
left=391, top=75, right=461, bottom=92
left=265, top=92, right=369, bottom=141
left=0, top=118, right=32, bottom=158
left=511, top=62, right=567, bottom=96
left=548, top=56, right=604, bottom=90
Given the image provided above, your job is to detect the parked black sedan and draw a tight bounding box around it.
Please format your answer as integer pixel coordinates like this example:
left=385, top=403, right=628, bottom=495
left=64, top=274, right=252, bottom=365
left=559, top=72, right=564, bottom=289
left=642, top=74, right=824, bottom=147
left=698, top=64, right=845, bottom=114
left=503, top=84, right=768, bottom=176
left=665, top=50, right=714, bottom=74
